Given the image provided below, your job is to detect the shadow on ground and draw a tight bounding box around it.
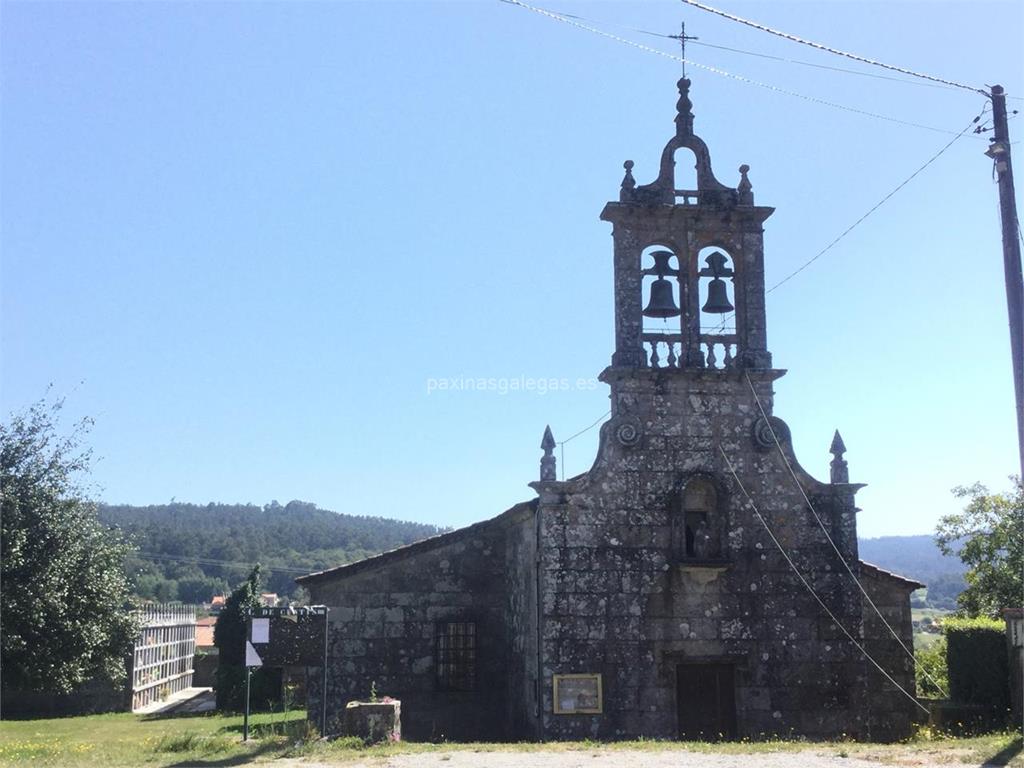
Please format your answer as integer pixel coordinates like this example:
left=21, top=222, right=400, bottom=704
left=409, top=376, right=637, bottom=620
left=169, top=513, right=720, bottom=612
left=980, top=737, right=1022, bottom=767
left=165, top=741, right=282, bottom=768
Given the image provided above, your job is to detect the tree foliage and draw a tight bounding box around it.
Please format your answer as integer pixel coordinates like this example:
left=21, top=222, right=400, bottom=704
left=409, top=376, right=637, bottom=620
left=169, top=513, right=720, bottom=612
left=213, top=565, right=281, bottom=710
left=101, top=501, right=444, bottom=601
left=214, top=565, right=262, bottom=667
left=914, top=636, right=949, bottom=699
left=936, top=479, right=1023, bottom=618
left=1, top=398, right=138, bottom=694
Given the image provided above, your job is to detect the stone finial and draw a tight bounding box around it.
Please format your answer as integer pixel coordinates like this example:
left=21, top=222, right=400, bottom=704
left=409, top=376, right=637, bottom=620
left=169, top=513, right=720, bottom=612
left=540, top=425, right=557, bottom=481
left=675, top=77, right=694, bottom=138
left=737, top=164, right=753, bottom=205
left=829, top=430, right=849, bottom=484
left=619, top=160, right=636, bottom=202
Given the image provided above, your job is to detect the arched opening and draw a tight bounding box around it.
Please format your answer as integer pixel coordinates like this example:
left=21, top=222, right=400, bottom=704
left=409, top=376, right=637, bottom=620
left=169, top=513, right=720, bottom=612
left=640, top=246, right=681, bottom=368
left=672, top=477, right=722, bottom=560
left=672, top=148, right=699, bottom=203
left=697, top=246, right=735, bottom=337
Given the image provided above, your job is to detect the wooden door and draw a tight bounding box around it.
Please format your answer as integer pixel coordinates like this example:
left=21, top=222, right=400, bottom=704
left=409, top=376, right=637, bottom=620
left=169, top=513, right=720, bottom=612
left=676, top=663, right=736, bottom=741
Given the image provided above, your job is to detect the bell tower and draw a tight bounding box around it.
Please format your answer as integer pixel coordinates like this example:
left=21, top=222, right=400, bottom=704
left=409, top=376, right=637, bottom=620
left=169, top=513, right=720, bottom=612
left=601, top=77, right=774, bottom=373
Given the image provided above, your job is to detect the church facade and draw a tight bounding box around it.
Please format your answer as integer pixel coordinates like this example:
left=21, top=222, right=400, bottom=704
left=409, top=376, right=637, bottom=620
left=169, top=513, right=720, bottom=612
left=296, top=79, right=922, bottom=742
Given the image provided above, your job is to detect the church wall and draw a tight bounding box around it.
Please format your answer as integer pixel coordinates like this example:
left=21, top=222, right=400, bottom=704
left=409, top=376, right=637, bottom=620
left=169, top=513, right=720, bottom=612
left=859, top=568, right=920, bottom=741
left=505, top=510, right=541, bottom=738
left=537, top=372, right=868, bottom=741
left=303, top=514, right=522, bottom=741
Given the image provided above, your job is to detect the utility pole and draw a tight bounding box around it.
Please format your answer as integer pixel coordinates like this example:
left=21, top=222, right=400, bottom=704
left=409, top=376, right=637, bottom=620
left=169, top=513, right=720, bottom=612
left=986, top=84, right=1024, bottom=481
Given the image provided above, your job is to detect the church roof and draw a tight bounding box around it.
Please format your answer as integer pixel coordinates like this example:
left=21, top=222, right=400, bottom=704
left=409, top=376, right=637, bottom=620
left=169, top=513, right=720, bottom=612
left=859, top=560, right=925, bottom=590
left=294, top=499, right=537, bottom=585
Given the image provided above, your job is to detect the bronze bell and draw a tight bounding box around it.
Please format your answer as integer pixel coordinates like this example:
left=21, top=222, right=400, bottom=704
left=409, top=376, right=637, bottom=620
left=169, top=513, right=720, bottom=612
left=702, top=278, right=734, bottom=314
left=643, top=278, right=679, bottom=318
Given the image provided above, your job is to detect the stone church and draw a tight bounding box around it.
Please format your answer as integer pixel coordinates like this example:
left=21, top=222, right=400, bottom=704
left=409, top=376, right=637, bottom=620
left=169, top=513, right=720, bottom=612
left=297, top=79, right=922, bottom=742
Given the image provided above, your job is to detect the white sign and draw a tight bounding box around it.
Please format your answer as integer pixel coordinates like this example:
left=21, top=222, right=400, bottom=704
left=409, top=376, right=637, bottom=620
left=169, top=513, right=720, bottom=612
left=251, top=618, right=270, bottom=644
left=245, top=641, right=263, bottom=668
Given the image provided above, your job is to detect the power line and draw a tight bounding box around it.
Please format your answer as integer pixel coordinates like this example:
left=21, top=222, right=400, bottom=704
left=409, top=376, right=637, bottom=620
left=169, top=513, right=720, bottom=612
left=742, top=372, right=950, bottom=699
left=134, top=551, right=314, bottom=575
left=557, top=409, right=611, bottom=480
left=708, top=105, right=985, bottom=333
left=718, top=445, right=931, bottom=716
left=558, top=410, right=610, bottom=445
left=687, top=39, right=962, bottom=91
left=500, top=0, right=966, bottom=136
left=533, top=8, right=962, bottom=92
left=679, top=0, right=987, bottom=96
left=767, top=108, right=985, bottom=292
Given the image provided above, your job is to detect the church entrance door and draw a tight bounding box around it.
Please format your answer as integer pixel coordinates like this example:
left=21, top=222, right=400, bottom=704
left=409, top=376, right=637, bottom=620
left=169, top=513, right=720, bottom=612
left=676, top=663, right=736, bottom=741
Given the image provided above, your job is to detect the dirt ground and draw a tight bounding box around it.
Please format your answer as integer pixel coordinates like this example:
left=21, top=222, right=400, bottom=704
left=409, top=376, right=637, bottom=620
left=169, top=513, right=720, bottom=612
left=278, top=745, right=987, bottom=768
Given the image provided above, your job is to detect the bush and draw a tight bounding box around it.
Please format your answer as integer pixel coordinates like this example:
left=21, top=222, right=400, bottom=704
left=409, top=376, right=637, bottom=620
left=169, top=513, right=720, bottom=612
left=915, top=636, right=949, bottom=698
left=945, top=617, right=1009, bottom=711
left=215, top=665, right=282, bottom=712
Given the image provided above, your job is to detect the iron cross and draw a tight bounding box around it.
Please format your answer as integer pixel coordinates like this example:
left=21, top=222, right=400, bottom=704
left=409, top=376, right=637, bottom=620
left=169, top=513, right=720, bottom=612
left=668, top=22, right=699, bottom=78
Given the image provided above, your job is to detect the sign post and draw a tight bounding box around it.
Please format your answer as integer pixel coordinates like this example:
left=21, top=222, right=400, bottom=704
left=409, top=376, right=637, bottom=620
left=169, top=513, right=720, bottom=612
left=243, top=666, right=251, bottom=741
left=321, top=607, right=329, bottom=737
left=243, top=638, right=263, bottom=742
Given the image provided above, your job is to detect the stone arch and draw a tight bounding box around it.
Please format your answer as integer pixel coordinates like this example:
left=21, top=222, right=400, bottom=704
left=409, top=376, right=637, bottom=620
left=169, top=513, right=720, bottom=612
left=671, top=472, right=729, bottom=561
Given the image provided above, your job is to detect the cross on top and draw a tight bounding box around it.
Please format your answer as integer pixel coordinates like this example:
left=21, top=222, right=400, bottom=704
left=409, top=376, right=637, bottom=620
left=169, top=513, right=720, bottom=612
left=667, top=22, right=698, bottom=78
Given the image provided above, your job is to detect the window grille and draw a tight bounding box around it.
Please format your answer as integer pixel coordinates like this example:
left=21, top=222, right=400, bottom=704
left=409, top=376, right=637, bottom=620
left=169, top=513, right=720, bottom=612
left=435, top=621, right=476, bottom=691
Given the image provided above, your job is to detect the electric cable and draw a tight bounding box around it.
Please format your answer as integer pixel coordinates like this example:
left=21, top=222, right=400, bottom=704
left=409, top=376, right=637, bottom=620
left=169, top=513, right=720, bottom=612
left=678, top=0, right=987, bottom=96
left=500, top=0, right=965, bottom=136
left=767, top=108, right=984, bottom=293
left=707, top=106, right=986, bottom=334
left=557, top=409, right=611, bottom=480
left=718, top=445, right=932, bottom=716
left=535, top=8, right=962, bottom=92
left=742, top=372, right=950, bottom=698
left=134, top=551, right=323, bottom=575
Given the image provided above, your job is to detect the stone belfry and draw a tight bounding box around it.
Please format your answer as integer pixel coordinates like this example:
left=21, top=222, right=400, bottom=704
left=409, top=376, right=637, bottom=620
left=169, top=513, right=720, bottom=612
left=605, top=76, right=772, bottom=374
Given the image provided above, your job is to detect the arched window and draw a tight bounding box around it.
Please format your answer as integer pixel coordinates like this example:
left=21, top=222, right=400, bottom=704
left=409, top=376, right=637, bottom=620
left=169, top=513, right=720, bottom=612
left=673, top=478, right=721, bottom=560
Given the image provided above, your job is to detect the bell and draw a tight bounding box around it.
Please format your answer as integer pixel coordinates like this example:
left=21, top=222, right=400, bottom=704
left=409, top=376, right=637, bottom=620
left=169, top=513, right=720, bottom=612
left=643, top=278, right=679, bottom=318
left=702, top=278, right=734, bottom=314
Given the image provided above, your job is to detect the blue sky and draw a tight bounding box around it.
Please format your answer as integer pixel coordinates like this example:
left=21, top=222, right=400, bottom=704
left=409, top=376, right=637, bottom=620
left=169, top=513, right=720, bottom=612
left=2, top=0, right=1021, bottom=538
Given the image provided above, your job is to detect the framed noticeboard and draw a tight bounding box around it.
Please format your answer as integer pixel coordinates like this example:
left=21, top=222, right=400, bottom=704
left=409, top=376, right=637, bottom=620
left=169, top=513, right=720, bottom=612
left=553, top=673, right=603, bottom=714
left=245, top=606, right=328, bottom=667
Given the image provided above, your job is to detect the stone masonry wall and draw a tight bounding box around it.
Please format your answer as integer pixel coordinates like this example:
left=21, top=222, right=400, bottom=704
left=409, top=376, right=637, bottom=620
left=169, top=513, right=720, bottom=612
left=505, top=510, right=541, bottom=739
left=536, top=369, right=871, bottom=740
left=860, top=567, right=921, bottom=741
left=303, top=503, right=534, bottom=741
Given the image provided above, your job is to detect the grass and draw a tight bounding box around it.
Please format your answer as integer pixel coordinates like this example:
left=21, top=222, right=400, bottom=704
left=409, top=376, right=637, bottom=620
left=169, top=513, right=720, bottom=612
left=0, top=709, right=307, bottom=767
left=914, top=631, right=944, bottom=649
left=0, top=710, right=1020, bottom=767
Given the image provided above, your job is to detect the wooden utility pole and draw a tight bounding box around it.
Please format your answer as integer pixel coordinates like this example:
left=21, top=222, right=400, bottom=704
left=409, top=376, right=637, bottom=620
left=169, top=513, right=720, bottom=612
left=987, top=85, right=1024, bottom=480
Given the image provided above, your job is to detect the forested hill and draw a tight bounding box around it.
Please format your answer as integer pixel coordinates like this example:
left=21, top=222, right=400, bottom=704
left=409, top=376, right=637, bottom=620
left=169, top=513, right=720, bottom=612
left=99, top=501, right=445, bottom=603
left=859, top=534, right=965, bottom=610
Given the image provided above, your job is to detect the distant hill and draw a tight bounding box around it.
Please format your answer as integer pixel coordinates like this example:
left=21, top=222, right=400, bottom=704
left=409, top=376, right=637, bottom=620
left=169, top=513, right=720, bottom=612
left=858, top=534, right=965, bottom=610
left=99, top=501, right=445, bottom=603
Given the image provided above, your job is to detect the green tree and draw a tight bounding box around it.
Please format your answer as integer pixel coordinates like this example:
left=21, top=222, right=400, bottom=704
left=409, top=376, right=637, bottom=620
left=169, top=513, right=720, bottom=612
left=0, top=398, right=138, bottom=693
left=213, top=565, right=280, bottom=710
left=214, top=565, right=262, bottom=666
left=914, top=636, right=949, bottom=699
left=936, top=479, right=1023, bottom=619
